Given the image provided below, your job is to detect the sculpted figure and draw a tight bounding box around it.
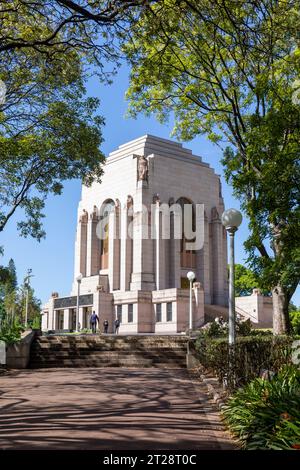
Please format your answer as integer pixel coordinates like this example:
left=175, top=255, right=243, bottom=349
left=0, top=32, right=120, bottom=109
left=138, top=155, right=148, bottom=181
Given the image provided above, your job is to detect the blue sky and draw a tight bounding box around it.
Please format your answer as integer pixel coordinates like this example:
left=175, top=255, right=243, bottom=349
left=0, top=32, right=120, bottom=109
left=1, top=64, right=299, bottom=307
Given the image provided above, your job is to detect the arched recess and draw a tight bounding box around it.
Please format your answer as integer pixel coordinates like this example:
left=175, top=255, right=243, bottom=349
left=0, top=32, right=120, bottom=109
left=176, top=197, right=197, bottom=272
left=99, top=199, right=115, bottom=269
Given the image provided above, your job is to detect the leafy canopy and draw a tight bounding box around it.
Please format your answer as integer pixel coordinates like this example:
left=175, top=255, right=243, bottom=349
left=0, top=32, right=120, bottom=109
left=123, top=0, right=300, bottom=325
left=0, top=5, right=108, bottom=238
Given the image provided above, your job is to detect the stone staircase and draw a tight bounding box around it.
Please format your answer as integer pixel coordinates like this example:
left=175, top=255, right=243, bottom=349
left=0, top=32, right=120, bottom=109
left=29, top=335, right=188, bottom=369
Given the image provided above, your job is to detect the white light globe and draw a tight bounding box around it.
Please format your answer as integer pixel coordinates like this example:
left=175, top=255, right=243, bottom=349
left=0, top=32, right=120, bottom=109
left=76, top=273, right=83, bottom=282
left=221, top=208, right=243, bottom=229
left=187, top=271, right=196, bottom=282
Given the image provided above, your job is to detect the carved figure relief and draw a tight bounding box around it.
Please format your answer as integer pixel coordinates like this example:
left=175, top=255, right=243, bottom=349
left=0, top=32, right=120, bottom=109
left=137, top=155, right=148, bottom=181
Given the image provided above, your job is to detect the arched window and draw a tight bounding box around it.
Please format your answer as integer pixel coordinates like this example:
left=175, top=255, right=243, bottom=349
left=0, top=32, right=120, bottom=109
left=176, top=197, right=196, bottom=269
left=100, top=199, right=115, bottom=269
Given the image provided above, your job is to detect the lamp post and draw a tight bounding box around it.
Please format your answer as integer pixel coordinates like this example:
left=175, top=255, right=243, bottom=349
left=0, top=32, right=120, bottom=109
left=187, top=271, right=196, bottom=331
left=76, top=273, right=83, bottom=333
left=221, top=208, right=243, bottom=346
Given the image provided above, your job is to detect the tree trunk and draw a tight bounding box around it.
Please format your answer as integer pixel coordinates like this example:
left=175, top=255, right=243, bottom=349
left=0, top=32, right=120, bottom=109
left=272, top=284, right=291, bottom=335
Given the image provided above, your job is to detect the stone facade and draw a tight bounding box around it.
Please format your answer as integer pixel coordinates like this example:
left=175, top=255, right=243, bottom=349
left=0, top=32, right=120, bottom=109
left=42, top=135, right=229, bottom=333
left=235, top=289, right=273, bottom=328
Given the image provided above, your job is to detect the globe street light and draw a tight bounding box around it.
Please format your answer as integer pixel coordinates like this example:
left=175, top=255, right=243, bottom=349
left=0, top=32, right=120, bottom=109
left=76, top=273, right=83, bottom=333
left=187, top=271, right=196, bottom=331
left=221, top=208, right=243, bottom=346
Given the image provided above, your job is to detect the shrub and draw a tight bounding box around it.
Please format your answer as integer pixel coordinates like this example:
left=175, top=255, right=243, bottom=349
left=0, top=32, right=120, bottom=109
left=222, top=365, right=300, bottom=450
left=200, top=317, right=254, bottom=339
left=290, top=310, right=300, bottom=335
left=0, top=317, right=24, bottom=344
left=194, top=334, right=298, bottom=390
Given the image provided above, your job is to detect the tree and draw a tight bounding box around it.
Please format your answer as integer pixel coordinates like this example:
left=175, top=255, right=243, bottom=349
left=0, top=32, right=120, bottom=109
left=0, top=38, right=105, bottom=238
left=234, top=264, right=260, bottom=297
left=6, top=259, right=17, bottom=293
left=123, top=0, right=300, bottom=334
left=0, top=1, right=150, bottom=55
left=0, top=1, right=152, bottom=238
left=16, top=282, right=41, bottom=324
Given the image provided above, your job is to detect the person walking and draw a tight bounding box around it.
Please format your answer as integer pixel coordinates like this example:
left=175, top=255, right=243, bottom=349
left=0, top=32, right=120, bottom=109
left=114, top=318, right=120, bottom=335
left=103, top=319, right=109, bottom=334
left=90, top=311, right=99, bottom=334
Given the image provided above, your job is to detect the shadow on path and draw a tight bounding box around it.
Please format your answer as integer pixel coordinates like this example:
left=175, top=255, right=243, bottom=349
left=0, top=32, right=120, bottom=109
left=0, top=368, right=235, bottom=450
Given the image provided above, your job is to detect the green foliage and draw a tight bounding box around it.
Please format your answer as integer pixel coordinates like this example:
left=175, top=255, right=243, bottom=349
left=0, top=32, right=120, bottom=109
left=0, top=4, right=114, bottom=239
left=0, top=258, right=41, bottom=338
left=123, top=0, right=300, bottom=333
left=200, top=320, right=228, bottom=339
left=6, top=259, right=17, bottom=293
left=0, top=316, right=25, bottom=345
left=222, top=365, right=300, bottom=450
left=195, top=334, right=296, bottom=390
left=30, top=315, right=42, bottom=330
left=234, top=264, right=269, bottom=297
left=0, top=1, right=149, bottom=239
left=200, top=317, right=253, bottom=339
left=290, top=309, right=300, bottom=335
left=80, top=328, right=92, bottom=334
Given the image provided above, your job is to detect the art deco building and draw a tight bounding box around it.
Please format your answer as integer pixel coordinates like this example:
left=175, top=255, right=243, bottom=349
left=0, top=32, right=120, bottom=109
left=42, top=135, right=229, bottom=333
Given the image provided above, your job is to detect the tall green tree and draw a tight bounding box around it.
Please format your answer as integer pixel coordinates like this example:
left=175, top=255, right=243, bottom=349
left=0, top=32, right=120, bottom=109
left=0, top=1, right=152, bottom=238
left=16, top=281, right=41, bottom=324
left=0, top=41, right=105, bottom=238
left=123, top=0, right=300, bottom=334
left=6, top=259, right=17, bottom=293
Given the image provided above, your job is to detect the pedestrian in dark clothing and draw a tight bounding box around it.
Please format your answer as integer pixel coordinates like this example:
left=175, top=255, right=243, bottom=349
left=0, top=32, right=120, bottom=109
left=103, top=320, right=109, bottom=334
left=114, top=318, right=120, bottom=334
left=90, top=311, right=99, bottom=334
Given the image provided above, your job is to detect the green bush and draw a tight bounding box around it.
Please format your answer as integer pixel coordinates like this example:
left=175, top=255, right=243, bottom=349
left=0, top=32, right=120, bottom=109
left=200, top=317, right=255, bottom=339
left=222, top=365, right=300, bottom=450
left=194, top=334, right=298, bottom=389
left=0, top=317, right=24, bottom=344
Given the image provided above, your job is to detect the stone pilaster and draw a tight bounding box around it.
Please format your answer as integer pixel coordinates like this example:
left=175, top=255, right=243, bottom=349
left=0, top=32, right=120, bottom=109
left=74, top=209, right=88, bottom=278
left=63, top=309, right=69, bottom=329
left=120, top=197, right=133, bottom=291
left=47, top=294, right=57, bottom=330
left=196, top=211, right=211, bottom=304
left=108, top=205, right=120, bottom=291
left=154, top=200, right=168, bottom=290
left=86, top=206, right=100, bottom=277
left=169, top=209, right=181, bottom=288
left=210, top=207, right=227, bottom=305
left=130, top=188, right=155, bottom=291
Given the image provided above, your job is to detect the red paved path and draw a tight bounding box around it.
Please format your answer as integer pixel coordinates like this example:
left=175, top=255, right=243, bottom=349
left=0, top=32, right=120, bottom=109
left=0, top=368, right=235, bottom=450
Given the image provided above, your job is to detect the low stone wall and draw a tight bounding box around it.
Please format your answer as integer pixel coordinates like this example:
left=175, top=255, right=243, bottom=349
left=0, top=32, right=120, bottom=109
left=6, top=330, right=37, bottom=369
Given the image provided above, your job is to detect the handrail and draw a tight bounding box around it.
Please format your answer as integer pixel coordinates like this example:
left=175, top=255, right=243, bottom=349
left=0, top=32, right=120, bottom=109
left=235, top=305, right=258, bottom=322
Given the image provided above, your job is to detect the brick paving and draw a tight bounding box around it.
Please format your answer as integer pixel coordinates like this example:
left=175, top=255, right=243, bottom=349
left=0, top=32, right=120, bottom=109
left=0, top=368, right=235, bottom=450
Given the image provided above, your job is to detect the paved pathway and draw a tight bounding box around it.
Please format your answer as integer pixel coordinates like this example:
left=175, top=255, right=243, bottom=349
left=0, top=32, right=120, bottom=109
left=0, top=368, right=235, bottom=450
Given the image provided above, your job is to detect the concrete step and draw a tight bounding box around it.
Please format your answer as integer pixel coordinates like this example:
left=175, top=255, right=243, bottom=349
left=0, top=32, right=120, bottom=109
left=29, top=335, right=188, bottom=369
left=30, top=360, right=185, bottom=368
